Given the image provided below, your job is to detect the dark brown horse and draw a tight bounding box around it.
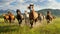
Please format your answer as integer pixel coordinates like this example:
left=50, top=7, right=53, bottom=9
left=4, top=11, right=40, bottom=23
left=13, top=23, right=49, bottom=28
left=16, top=9, right=23, bottom=25
left=28, top=4, right=38, bottom=28
left=46, top=11, right=56, bottom=24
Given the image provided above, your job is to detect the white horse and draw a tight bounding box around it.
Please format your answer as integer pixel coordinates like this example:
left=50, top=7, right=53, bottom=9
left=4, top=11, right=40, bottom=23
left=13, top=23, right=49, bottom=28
left=38, top=13, right=44, bottom=23
left=24, top=11, right=29, bottom=25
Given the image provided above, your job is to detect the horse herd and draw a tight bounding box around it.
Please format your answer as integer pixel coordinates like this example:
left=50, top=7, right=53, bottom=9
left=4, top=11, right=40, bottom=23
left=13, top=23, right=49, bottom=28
left=2, top=4, right=56, bottom=28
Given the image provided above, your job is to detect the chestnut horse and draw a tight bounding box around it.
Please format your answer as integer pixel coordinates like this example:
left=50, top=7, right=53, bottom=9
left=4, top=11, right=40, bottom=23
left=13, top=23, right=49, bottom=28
left=3, top=14, right=9, bottom=22
left=8, top=12, right=15, bottom=23
left=3, top=12, right=15, bottom=23
left=28, top=4, right=38, bottom=28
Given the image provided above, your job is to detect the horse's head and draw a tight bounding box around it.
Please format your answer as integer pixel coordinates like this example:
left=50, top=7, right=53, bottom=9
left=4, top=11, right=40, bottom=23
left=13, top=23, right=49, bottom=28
left=28, top=3, right=34, bottom=11
left=53, top=16, right=56, bottom=19
left=2, top=14, right=6, bottom=16
left=47, top=11, right=51, bottom=15
left=40, top=13, right=43, bottom=16
left=16, top=9, right=21, bottom=15
left=25, top=11, right=28, bottom=14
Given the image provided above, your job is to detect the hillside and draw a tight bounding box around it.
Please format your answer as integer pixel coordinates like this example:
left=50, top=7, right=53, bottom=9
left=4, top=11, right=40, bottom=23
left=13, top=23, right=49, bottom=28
left=0, top=9, right=60, bottom=17
left=37, top=9, right=60, bottom=16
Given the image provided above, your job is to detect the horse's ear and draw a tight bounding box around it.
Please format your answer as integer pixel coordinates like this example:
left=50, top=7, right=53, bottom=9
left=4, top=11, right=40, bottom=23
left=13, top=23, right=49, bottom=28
left=16, top=9, right=18, bottom=13
left=16, top=9, right=20, bottom=13
left=28, top=6, right=30, bottom=9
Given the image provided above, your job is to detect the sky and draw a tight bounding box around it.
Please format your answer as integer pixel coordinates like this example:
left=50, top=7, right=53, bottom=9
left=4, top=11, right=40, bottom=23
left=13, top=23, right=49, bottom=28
left=0, top=0, right=60, bottom=13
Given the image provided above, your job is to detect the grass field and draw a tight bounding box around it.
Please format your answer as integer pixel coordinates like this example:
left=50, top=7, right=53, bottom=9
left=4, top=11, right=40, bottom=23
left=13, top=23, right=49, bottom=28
left=0, top=17, right=60, bottom=34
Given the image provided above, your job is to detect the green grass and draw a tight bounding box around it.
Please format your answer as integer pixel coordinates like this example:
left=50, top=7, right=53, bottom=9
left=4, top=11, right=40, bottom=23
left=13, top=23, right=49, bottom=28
left=0, top=18, right=60, bottom=34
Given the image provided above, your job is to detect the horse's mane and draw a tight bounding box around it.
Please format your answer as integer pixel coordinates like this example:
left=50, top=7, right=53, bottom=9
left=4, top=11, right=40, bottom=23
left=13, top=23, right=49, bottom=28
left=16, top=9, right=21, bottom=14
left=16, top=9, right=22, bottom=18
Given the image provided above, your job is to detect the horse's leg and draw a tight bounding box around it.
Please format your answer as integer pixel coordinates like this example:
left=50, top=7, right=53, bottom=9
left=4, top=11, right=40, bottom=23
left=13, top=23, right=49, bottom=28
left=11, top=20, right=14, bottom=23
left=47, top=19, right=50, bottom=24
left=17, top=19, right=19, bottom=25
left=35, top=18, right=38, bottom=24
left=11, top=19, right=14, bottom=23
left=18, top=19, right=22, bottom=26
left=7, top=19, right=9, bottom=23
left=12, top=18, right=15, bottom=23
left=13, top=18, right=15, bottom=23
left=25, top=19, right=27, bottom=25
left=28, top=18, right=30, bottom=25
left=9, top=19, right=11, bottom=23
left=6, top=19, right=8, bottom=23
left=25, top=18, right=29, bottom=26
left=30, top=19, right=33, bottom=28
left=5, top=19, right=8, bottom=23
left=4, top=19, right=6, bottom=23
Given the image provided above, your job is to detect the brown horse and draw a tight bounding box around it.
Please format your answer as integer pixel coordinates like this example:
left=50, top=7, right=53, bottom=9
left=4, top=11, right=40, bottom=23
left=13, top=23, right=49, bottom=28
left=8, top=12, right=15, bottom=23
left=3, top=12, right=15, bottom=23
left=46, top=11, right=56, bottom=24
left=28, top=4, right=38, bottom=28
left=3, top=14, right=9, bottom=22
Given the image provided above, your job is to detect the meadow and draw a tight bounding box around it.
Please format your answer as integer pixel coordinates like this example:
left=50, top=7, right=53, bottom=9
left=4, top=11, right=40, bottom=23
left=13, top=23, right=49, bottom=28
left=0, top=17, right=60, bottom=34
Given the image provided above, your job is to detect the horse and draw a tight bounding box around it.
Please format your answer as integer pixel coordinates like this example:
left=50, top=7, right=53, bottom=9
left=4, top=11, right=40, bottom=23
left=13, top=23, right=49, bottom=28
left=46, top=11, right=56, bottom=24
left=3, top=14, right=9, bottom=23
left=3, top=12, right=15, bottom=23
left=16, top=9, right=23, bottom=26
left=8, top=12, right=15, bottom=23
left=38, top=13, right=44, bottom=23
left=24, top=11, right=29, bottom=25
left=28, top=3, right=38, bottom=28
